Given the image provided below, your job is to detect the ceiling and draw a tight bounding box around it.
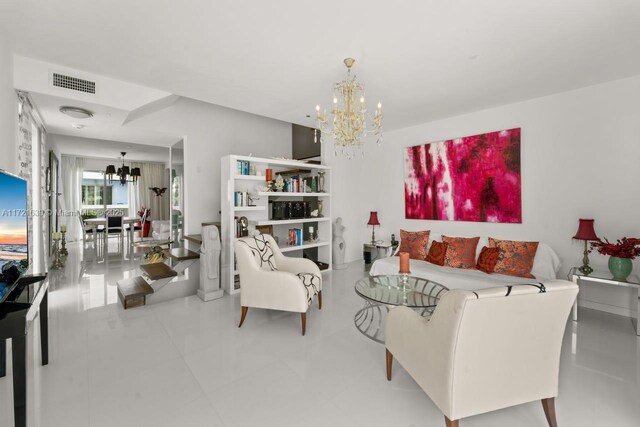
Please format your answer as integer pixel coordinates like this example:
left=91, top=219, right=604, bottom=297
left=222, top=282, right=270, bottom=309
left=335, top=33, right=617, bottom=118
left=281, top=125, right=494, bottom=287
left=29, top=93, right=181, bottom=147
left=2, top=0, right=640, bottom=130
left=51, top=134, right=180, bottom=164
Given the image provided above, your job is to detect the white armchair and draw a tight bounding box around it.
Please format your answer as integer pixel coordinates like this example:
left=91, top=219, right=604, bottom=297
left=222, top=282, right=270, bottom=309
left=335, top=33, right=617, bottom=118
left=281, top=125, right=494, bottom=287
left=234, top=234, right=322, bottom=335
left=385, top=280, right=578, bottom=427
left=151, top=220, right=171, bottom=240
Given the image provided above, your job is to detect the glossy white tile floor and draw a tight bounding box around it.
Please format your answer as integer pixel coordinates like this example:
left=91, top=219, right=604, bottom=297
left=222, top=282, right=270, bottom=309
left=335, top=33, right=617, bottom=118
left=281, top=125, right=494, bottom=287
left=1, top=241, right=640, bottom=426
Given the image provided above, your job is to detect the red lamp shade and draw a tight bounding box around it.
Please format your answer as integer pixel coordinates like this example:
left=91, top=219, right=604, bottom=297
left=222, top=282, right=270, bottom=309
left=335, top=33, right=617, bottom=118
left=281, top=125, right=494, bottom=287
left=367, top=211, right=380, bottom=226
left=573, top=218, right=598, bottom=241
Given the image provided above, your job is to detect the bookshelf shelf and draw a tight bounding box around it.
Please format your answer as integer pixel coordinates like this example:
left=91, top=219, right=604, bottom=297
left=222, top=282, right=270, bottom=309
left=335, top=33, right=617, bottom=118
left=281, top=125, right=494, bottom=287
left=280, top=241, right=330, bottom=253
left=233, top=206, right=265, bottom=212
left=234, top=175, right=265, bottom=181
left=254, top=217, right=330, bottom=226
left=257, top=192, right=330, bottom=197
left=221, top=155, right=332, bottom=296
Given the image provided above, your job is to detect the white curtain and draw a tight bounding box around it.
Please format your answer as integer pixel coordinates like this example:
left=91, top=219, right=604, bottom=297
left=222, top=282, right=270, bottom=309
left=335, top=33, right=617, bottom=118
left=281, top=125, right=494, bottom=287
left=131, top=162, right=168, bottom=221
left=60, top=155, right=84, bottom=241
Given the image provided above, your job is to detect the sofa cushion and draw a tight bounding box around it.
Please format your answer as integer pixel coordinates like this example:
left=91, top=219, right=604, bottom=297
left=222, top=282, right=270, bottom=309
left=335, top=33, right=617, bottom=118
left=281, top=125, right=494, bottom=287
left=398, top=230, right=430, bottom=260
left=476, top=246, right=500, bottom=273
left=426, top=241, right=448, bottom=266
left=443, top=236, right=480, bottom=269
left=489, top=238, right=539, bottom=278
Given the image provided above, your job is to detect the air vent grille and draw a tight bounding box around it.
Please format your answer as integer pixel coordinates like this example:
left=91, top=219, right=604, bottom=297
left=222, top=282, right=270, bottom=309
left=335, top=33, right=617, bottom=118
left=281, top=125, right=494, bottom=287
left=52, top=73, right=96, bottom=94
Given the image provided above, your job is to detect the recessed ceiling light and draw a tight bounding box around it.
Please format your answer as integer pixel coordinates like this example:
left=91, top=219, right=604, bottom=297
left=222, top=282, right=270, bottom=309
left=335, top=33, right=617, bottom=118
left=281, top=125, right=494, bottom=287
left=71, top=123, right=85, bottom=129
left=60, top=106, right=94, bottom=119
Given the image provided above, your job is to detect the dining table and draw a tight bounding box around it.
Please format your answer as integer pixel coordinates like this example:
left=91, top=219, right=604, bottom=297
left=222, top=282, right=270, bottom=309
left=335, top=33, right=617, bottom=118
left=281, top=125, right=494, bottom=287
left=83, top=217, right=139, bottom=243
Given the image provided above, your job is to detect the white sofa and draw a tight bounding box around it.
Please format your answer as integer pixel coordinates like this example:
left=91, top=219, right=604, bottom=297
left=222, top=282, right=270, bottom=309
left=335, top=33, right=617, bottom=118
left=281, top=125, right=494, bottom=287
left=370, top=235, right=561, bottom=291
left=385, top=280, right=578, bottom=426
left=151, top=220, right=171, bottom=240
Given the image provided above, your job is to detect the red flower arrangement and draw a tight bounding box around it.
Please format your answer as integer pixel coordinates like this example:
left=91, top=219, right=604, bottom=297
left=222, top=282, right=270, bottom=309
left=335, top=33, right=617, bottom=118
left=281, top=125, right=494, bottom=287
left=591, top=237, right=640, bottom=259
left=137, top=207, right=151, bottom=219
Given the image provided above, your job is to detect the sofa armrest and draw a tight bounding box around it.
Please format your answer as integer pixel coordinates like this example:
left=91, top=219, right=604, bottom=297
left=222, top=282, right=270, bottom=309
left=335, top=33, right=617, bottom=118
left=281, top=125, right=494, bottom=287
left=385, top=296, right=461, bottom=418
left=276, top=255, right=321, bottom=277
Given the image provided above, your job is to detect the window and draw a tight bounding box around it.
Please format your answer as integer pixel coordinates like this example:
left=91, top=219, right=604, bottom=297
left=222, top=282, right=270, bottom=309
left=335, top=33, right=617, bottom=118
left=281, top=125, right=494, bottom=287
left=81, top=171, right=129, bottom=216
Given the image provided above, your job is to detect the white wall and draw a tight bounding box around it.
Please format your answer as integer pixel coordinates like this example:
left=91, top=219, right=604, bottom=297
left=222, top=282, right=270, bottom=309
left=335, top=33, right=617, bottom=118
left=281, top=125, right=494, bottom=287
left=128, top=97, right=292, bottom=234
left=332, top=74, right=640, bottom=316
left=0, top=35, right=16, bottom=173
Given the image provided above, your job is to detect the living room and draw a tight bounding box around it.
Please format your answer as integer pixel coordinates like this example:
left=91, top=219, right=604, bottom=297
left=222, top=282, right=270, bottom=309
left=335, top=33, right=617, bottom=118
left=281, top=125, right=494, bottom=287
left=1, top=1, right=639, bottom=426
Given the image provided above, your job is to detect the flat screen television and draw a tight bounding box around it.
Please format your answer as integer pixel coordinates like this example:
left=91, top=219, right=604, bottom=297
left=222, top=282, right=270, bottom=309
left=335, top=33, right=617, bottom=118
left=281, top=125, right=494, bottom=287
left=0, top=169, right=29, bottom=303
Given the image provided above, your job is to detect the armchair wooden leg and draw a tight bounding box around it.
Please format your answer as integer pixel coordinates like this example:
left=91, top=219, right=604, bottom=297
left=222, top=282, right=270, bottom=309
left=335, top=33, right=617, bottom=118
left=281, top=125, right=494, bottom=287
left=444, top=416, right=459, bottom=427
left=541, top=398, right=558, bottom=427
left=386, top=349, right=393, bottom=381
left=238, top=306, right=248, bottom=328
left=317, top=291, right=322, bottom=310
left=301, top=312, right=306, bottom=336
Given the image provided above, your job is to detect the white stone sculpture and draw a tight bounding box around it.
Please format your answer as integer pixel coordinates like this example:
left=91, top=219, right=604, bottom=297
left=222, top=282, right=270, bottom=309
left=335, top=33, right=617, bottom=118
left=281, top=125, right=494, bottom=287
left=332, top=217, right=348, bottom=269
left=198, top=224, right=224, bottom=301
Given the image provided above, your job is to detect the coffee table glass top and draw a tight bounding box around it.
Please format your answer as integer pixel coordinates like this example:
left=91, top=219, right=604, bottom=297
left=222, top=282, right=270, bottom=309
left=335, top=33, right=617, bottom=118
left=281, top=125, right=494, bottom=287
left=355, top=275, right=448, bottom=308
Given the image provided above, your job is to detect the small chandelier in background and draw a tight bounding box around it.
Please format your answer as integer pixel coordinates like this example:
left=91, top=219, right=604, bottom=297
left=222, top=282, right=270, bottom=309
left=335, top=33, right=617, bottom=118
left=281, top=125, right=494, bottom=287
left=315, top=58, right=383, bottom=159
left=105, top=152, right=140, bottom=186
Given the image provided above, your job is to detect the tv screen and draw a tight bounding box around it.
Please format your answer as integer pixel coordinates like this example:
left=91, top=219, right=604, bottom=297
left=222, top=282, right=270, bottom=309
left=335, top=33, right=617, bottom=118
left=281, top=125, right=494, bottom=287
left=0, top=169, right=29, bottom=302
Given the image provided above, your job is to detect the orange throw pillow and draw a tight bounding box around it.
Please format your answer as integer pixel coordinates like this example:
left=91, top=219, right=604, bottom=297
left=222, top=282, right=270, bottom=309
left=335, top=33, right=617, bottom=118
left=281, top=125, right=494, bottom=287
left=442, top=236, right=480, bottom=269
left=426, top=241, right=448, bottom=266
left=489, top=238, right=539, bottom=278
left=397, top=230, right=431, bottom=260
left=476, top=246, right=500, bottom=273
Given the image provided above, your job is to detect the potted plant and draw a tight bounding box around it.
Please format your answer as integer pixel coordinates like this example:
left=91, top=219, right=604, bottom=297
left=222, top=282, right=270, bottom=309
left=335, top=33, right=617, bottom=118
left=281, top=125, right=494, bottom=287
left=591, top=237, right=640, bottom=281
left=137, top=207, right=151, bottom=238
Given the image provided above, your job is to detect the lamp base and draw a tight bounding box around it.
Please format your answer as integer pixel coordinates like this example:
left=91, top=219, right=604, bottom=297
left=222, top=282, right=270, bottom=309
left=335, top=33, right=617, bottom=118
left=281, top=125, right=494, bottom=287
left=578, top=264, right=593, bottom=275
left=578, top=241, right=593, bottom=275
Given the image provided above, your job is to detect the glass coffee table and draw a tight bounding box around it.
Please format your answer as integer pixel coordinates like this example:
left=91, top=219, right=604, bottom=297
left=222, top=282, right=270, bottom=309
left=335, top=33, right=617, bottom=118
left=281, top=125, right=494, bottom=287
left=354, top=275, right=448, bottom=343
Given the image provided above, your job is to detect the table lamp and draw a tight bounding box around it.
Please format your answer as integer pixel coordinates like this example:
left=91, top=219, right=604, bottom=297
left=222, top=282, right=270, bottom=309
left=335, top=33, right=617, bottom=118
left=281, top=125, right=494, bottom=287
left=367, top=211, right=380, bottom=245
left=573, top=218, right=599, bottom=275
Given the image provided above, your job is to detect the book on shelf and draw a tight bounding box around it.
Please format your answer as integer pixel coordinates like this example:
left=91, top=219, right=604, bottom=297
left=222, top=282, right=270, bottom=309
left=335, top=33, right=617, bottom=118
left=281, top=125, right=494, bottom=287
left=288, top=228, right=302, bottom=246
left=236, top=160, right=254, bottom=176
left=234, top=191, right=249, bottom=207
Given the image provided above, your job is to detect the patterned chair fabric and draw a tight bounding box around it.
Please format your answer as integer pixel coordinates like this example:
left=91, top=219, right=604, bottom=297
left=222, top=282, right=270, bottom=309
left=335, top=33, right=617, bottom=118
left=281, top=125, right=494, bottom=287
left=237, top=235, right=278, bottom=271
left=296, top=272, right=321, bottom=306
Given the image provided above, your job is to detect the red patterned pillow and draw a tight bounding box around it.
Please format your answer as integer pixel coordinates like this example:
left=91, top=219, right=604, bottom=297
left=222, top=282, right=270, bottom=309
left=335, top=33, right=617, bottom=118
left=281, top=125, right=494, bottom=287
left=425, top=241, right=448, bottom=266
left=397, top=230, right=430, bottom=260
left=442, top=236, right=480, bottom=269
left=476, top=246, right=500, bottom=273
left=489, top=238, right=539, bottom=278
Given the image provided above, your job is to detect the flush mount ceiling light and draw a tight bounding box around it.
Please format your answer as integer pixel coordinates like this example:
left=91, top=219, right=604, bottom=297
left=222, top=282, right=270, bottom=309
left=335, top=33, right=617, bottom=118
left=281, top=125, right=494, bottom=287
left=315, top=58, right=383, bottom=159
left=59, top=106, right=94, bottom=119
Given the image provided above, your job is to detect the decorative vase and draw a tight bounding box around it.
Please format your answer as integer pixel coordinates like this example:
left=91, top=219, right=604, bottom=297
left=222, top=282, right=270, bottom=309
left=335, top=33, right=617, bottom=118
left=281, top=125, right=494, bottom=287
left=317, top=171, right=325, bottom=193
left=608, top=256, right=632, bottom=281
left=142, top=221, right=151, bottom=238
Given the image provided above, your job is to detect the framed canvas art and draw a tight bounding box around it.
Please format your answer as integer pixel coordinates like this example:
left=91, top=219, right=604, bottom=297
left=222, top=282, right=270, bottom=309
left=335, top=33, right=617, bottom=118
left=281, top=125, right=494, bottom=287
left=404, top=128, right=522, bottom=223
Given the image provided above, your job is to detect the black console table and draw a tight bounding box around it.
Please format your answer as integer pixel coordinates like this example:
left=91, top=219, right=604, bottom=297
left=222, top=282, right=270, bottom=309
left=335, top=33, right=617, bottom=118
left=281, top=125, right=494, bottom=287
left=0, top=273, right=48, bottom=427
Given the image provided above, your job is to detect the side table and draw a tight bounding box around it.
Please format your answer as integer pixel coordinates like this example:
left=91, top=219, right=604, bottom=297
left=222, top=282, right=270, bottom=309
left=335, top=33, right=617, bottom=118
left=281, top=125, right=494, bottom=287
left=363, top=242, right=397, bottom=266
left=569, top=267, right=640, bottom=336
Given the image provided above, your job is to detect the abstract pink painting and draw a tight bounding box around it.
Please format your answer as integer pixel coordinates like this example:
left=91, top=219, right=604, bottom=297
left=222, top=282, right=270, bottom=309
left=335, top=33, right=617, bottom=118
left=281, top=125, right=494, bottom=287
left=404, top=128, right=522, bottom=223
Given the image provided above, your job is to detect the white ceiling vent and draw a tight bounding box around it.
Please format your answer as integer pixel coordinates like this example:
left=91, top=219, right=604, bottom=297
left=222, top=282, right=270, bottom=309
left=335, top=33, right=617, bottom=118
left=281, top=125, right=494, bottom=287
left=51, top=72, right=96, bottom=94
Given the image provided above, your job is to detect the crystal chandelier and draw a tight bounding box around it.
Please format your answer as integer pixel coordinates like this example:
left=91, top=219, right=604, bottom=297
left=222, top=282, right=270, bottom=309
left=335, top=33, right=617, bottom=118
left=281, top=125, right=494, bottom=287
left=315, top=58, right=383, bottom=159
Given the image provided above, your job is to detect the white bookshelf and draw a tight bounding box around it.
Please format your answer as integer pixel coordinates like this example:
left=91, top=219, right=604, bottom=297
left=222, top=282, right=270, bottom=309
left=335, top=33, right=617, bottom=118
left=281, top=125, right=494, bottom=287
left=221, top=155, right=332, bottom=295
